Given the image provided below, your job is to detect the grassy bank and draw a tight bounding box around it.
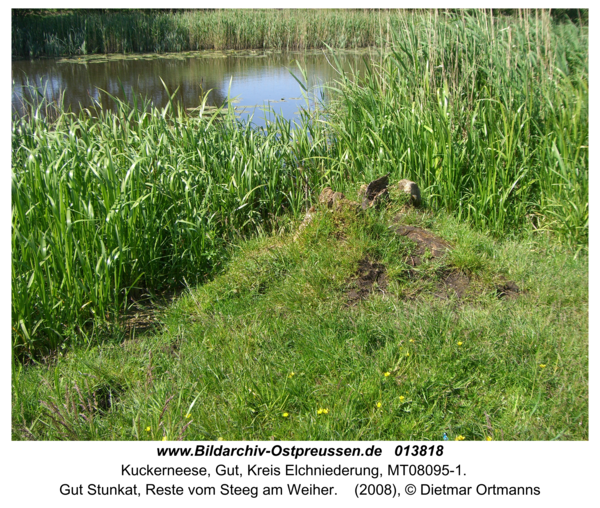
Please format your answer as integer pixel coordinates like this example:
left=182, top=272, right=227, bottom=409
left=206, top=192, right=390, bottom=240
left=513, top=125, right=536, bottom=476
left=12, top=194, right=588, bottom=440
left=11, top=10, right=589, bottom=440
left=12, top=10, right=587, bottom=362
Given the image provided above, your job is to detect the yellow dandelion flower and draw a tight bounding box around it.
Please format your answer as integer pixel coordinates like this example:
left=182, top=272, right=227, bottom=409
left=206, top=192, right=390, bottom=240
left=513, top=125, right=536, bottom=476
left=457, top=341, right=463, bottom=346
left=409, top=339, right=415, bottom=343
left=282, top=412, right=289, bottom=418
left=539, top=364, right=546, bottom=368
left=288, top=372, right=295, bottom=378
left=145, top=426, right=151, bottom=432
left=162, top=436, right=168, bottom=441
left=323, top=408, right=329, bottom=414
left=399, top=396, right=405, bottom=402
left=317, top=409, right=323, bottom=415
left=486, top=436, right=493, bottom=441
left=455, top=435, right=465, bottom=441
left=406, top=352, right=410, bottom=357
left=384, top=372, right=391, bottom=377
left=217, top=437, right=224, bottom=441
left=376, top=402, right=382, bottom=408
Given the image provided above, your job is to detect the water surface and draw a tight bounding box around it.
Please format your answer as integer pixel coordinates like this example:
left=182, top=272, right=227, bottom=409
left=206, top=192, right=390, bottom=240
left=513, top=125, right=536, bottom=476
left=12, top=49, right=375, bottom=127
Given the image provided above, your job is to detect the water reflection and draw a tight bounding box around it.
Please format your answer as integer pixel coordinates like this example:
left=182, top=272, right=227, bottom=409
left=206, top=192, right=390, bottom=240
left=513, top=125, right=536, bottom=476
left=12, top=49, right=373, bottom=127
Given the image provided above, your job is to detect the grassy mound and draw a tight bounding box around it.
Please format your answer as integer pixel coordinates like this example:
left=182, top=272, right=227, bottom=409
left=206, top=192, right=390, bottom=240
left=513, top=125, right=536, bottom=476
left=12, top=10, right=588, bottom=358
left=12, top=187, right=588, bottom=440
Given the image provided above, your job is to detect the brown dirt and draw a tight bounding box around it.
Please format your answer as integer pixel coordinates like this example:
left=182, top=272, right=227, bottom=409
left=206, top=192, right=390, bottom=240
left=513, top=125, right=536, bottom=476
left=346, top=257, right=388, bottom=304
left=495, top=279, right=521, bottom=299
left=394, top=225, right=453, bottom=266
left=435, top=270, right=471, bottom=299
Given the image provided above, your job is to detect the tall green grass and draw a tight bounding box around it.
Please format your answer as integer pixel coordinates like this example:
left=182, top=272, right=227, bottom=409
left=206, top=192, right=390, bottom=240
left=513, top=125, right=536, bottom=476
left=13, top=9, right=405, bottom=58
left=320, top=10, right=588, bottom=247
left=12, top=198, right=589, bottom=441
left=11, top=85, right=329, bottom=357
left=12, top=10, right=587, bottom=358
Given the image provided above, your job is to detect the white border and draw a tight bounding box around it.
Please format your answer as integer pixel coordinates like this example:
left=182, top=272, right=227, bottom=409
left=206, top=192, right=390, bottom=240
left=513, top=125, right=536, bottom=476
left=4, top=2, right=596, bottom=506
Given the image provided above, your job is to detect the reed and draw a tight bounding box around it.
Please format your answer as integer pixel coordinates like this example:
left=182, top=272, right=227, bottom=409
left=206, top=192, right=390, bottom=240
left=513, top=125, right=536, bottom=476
left=13, top=9, right=405, bottom=58
left=320, top=10, right=588, bottom=247
left=11, top=82, right=327, bottom=357
left=12, top=9, right=587, bottom=59
left=12, top=9, right=587, bottom=358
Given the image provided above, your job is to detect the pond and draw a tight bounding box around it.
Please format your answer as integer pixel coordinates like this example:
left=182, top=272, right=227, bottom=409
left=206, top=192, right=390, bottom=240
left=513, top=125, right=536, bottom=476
left=12, top=49, right=376, bottom=127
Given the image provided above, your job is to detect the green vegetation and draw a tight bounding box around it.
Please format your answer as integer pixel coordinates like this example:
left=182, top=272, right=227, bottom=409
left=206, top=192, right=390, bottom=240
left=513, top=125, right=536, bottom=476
left=12, top=10, right=587, bottom=440
left=12, top=89, right=315, bottom=357
left=13, top=8, right=410, bottom=58
left=12, top=8, right=588, bottom=59
left=12, top=197, right=588, bottom=440
left=323, top=11, right=588, bottom=248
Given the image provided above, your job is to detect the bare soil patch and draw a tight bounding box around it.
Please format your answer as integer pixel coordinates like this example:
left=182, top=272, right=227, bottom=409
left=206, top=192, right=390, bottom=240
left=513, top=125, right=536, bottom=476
left=394, top=224, right=453, bottom=266
left=346, top=257, right=388, bottom=304
left=435, top=270, right=471, bottom=299
left=495, top=279, right=521, bottom=299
